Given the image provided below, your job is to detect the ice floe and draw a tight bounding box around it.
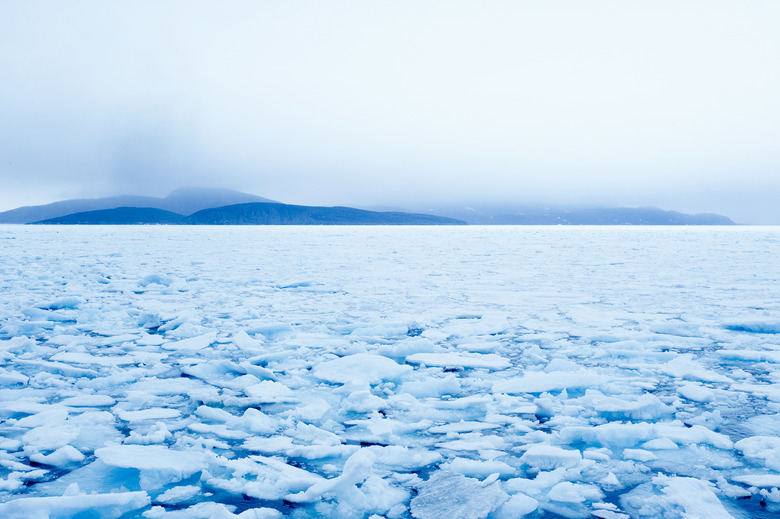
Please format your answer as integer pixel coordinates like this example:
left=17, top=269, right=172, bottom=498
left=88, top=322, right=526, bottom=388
left=1, top=225, right=779, bottom=518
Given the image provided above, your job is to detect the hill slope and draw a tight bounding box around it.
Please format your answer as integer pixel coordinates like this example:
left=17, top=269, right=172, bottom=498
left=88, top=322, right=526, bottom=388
left=32, top=207, right=186, bottom=225
left=0, top=188, right=276, bottom=223
left=184, top=203, right=467, bottom=225
left=5, top=189, right=736, bottom=225
left=28, top=203, right=467, bottom=225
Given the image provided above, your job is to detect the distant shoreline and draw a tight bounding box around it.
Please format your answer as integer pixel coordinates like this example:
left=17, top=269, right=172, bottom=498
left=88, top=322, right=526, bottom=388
left=0, top=188, right=736, bottom=226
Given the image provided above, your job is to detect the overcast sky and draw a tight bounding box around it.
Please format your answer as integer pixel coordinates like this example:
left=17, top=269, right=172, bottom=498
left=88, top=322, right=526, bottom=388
left=1, top=1, right=779, bottom=223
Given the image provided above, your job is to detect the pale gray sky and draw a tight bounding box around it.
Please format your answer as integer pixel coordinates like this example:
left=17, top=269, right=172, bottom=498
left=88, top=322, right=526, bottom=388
left=1, top=1, right=779, bottom=223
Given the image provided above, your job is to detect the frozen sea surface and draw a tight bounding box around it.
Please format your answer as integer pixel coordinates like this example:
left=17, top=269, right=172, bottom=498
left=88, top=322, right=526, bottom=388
left=0, top=225, right=779, bottom=519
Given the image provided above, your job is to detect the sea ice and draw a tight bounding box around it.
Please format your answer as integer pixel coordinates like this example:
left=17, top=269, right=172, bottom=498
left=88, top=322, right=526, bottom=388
left=313, top=353, right=412, bottom=384
left=622, top=475, right=735, bottom=518
left=405, top=352, right=511, bottom=370
left=493, top=370, right=611, bottom=394
left=28, top=445, right=85, bottom=468
left=285, top=449, right=375, bottom=503
left=95, top=445, right=210, bottom=489
left=410, top=471, right=508, bottom=519
left=519, top=444, right=583, bottom=470
left=0, top=490, right=150, bottom=519
left=161, top=331, right=217, bottom=351
left=1, top=225, right=778, bottom=518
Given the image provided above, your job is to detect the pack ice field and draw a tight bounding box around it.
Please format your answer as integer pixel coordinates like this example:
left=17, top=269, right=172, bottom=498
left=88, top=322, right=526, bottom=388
left=0, top=225, right=779, bottom=519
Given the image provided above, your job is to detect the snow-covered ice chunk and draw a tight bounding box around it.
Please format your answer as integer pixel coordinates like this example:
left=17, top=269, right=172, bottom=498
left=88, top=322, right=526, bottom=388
left=155, top=485, right=201, bottom=504
left=204, top=454, right=324, bottom=502
left=364, top=445, right=441, bottom=471
left=435, top=434, right=506, bottom=452
left=406, top=352, right=511, bottom=370
left=22, top=307, right=75, bottom=322
left=125, top=422, right=173, bottom=444
left=283, top=396, right=331, bottom=421
left=761, top=487, right=780, bottom=505
left=652, top=423, right=733, bottom=450
left=232, top=330, right=263, bottom=350
left=734, top=435, right=780, bottom=471
left=548, top=481, right=604, bottom=503
left=492, top=493, right=538, bottom=518
left=493, top=370, right=610, bottom=394
left=188, top=422, right=249, bottom=440
left=591, top=507, right=630, bottom=519
left=0, top=368, right=28, bottom=386
left=29, top=445, right=85, bottom=467
left=285, top=448, right=375, bottom=503
left=519, top=444, right=583, bottom=470
left=731, top=474, right=780, bottom=488
left=723, top=319, right=780, bottom=334
left=138, top=332, right=166, bottom=345
left=140, top=274, right=174, bottom=287
left=14, top=407, right=70, bottom=428
left=313, top=353, right=412, bottom=384
left=40, top=296, right=84, bottom=310
left=455, top=340, right=501, bottom=353
left=142, top=501, right=273, bottom=519
left=95, top=445, right=207, bottom=473
left=161, top=331, right=217, bottom=351
left=717, top=349, right=780, bottom=363
left=180, top=360, right=257, bottom=387
left=349, top=322, right=409, bottom=338
left=378, top=337, right=436, bottom=360
left=441, top=457, right=517, bottom=477
left=245, top=322, right=295, bottom=340
left=429, top=421, right=501, bottom=434
left=559, top=422, right=733, bottom=450
left=410, top=471, right=508, bottom=519
left=622, top=448, right=657, bottom=462
left=643, top=438, right=678, bottom=450
left=50, top=351, right=137, bottom=367
left=677, top=383, right=715, bottom=402
left=660, top=355, right=732, bottom=384
left=22, top=425, right=81, bottom=452
left=95, top=445, right=209, bottom=489
left=243, top=435, right=355, bottom=461
left=399, top=373, right=461, bottom=398
left=340, top=386, right=387, bottom=413
left=0, top=491, right=150, bottom=519
left=244, top=380, right=296, bottom=403
left=236, top=408, right=278, bottom=434
left=115, top=407, right=181, bottom=422
left=236, top=509, right=284, bottom=519
left=61, top=394, right=117, bottom=407
left=571, top=391, right=673, bottom=420
left=622, top=475, right=734, bottom=518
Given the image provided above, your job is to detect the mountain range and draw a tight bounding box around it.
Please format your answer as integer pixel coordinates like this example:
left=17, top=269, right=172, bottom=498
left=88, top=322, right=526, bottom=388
left=0, top=188, right=275, bottom=224
left=31, top=203, right=465, bottom=226
left=0, top=188, right=736, bottom=225
left=411, top=204, right=736, bottom=225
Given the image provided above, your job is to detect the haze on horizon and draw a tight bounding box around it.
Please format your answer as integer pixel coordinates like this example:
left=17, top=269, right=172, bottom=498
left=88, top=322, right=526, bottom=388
left=1, top=1, right=779, bottom=224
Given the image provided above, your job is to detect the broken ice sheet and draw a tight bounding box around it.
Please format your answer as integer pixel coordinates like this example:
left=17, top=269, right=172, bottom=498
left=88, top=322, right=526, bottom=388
left=0, top=226, right=778, bottom=518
